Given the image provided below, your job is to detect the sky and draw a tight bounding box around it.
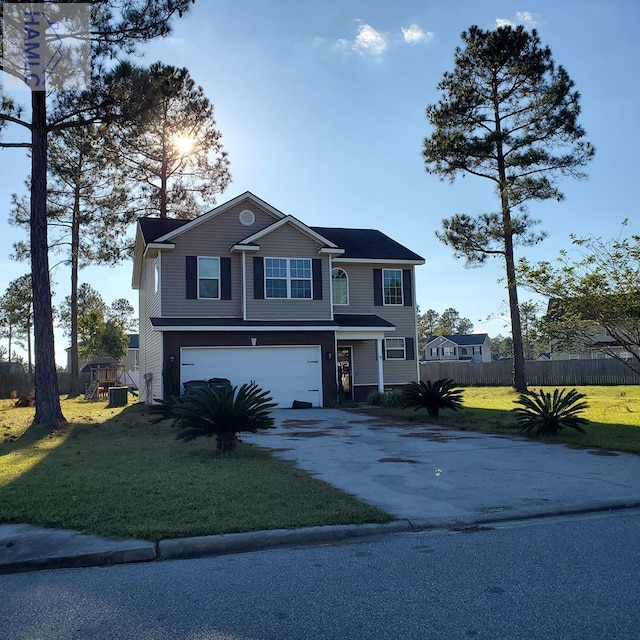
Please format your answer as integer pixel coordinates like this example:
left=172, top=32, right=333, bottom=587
left=0, top=0, right=638, bottom=366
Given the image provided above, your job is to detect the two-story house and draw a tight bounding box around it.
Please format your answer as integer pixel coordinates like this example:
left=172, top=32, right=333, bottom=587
left=132, top=192, right=425, bottom=406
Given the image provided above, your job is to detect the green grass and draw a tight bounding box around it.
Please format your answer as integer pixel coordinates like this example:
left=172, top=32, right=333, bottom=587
left=0, top=397, right=392, bottom=540
left=369, top=385, right=640, bottom=453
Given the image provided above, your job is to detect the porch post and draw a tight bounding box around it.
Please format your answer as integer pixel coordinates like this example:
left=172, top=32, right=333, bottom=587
left=376, top=337, right=384, bottom=391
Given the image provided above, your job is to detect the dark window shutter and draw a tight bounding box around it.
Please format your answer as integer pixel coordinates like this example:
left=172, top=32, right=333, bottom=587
left=406, top=337, right=415, bottom=360
left=382, top=339, right=386, bottom=360
left=186, top=256, right=197, bottom=299
left=373, top=269, right=383, bottom=306
left=253, top=257, right=264, bottom=300
left=221, top=257, right=232, bottom=300
left=402, top=269, right=413, bottom=307
left=312, top=259, right=323, bottom=300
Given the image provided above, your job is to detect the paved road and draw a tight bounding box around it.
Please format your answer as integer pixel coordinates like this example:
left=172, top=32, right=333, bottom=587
left=2, top=510, right=639, bottom=639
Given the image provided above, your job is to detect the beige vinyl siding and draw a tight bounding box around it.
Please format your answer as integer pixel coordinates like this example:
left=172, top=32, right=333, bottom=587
left=247, top=224, right=332, bottom=320
left=161, top=203, right=278, bottom=317
left=139, top=256, right=162, bottom=402
left=336, top=262, right=419, bottom=385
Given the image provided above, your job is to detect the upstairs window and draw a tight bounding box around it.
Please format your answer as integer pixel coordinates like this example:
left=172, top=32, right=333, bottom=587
left=265, top=258, right=312, bottom=299
left=332, top=268, right=349, bottom=305
left=383, top=269, right=403, bottom=305
left=198, top=257, right=220, bottom=299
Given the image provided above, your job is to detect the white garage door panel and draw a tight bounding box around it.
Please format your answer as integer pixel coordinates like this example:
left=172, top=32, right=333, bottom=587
left=181, top=346, right=322, bottom=407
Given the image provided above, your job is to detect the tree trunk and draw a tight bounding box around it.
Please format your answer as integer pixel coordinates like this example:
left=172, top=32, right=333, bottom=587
left=68, top=183, right=82, bottom=397
left=30, top=90, right=65, bottom=427
left=503, top=231, right=528, bottom=392
left=493, top=90, right=527, bottom=393
left=26, top=318, right=32, bottom=374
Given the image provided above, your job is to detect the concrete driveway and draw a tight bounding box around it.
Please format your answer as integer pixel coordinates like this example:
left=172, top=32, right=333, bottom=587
left=243, top=408, right=640, bottom=525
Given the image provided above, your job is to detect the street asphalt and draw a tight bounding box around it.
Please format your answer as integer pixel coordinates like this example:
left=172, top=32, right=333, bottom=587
left=2, top=407, right=640, bottom=574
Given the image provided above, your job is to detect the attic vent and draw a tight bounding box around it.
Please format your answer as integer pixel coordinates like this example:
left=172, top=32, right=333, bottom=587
left=239, top=209, right=255, bottom=226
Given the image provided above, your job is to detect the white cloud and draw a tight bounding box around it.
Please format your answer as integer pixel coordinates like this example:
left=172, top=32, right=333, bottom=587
left=352, top=23, right=387, bottom=56
left=401, top=24, right=434, bottom=45
left=496, top=11, right=539, bottom=29
left=516, top=11, right=538, bottom=27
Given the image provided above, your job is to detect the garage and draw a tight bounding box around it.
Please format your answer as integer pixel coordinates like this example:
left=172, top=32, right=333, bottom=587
left=180, top=346, right=323, bottom=407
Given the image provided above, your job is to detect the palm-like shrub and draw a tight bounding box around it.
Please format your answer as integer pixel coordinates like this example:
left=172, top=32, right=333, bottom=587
left=513, top=388, right=589, bottom=436
left=402, top=378, right=464, bottom=417
left=154, top=382, right=276, bottom=452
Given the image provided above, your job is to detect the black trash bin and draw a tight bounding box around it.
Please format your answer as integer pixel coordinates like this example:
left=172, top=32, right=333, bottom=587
left=208, top=378, right=232, bottom=394
left=183, top=379, right=209, bottom=394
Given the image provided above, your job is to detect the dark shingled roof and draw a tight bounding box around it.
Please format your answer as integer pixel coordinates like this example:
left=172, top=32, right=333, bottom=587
left=138, top=217, right=424, bottom=262
left=139, top=217, right=189, bottom=243
left=428, top=333, right=489, bottom=346
left=312, top=227, right=424, bottom=261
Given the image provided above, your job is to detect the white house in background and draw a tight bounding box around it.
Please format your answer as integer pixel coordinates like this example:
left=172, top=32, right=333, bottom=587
left=424, top=333, right=492, bottom=363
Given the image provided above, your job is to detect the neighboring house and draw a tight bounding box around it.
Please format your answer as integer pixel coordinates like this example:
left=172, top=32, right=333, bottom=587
left=551, top=332, right=637, bottom=362
left=546, top=299, right=638, bottom=362
left=424, top=334, right=491, bottom=363
left=131, top=191, right=425, bottom=406
left=66, top=333, right=140, bottom=374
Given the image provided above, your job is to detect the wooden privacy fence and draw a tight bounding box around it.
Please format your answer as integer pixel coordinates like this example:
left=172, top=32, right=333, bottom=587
left=0, top=373, right=92, bottom=399
left=420, top=359, right=640, bottom=386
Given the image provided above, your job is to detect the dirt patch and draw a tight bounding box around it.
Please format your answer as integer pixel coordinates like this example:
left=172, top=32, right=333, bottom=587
left=282, top=420, right=325, bottom=428
left=285, top=430, right=333, bottom=438
left=588, top=450, right=620, bottom=457
left=378, top=457, right=420, bottom=464
left=400, top=431, right=479, bottom=442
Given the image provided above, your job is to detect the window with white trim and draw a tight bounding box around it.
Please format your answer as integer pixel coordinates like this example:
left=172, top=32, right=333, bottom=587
left=265, top=258, right=311, bottom=299
left=430, top=347, right=438, bottom=357
left=154, top=259, right=160, bottom=294
left=332, top=268, right=348, bottom=305
left=385, top=338, right=406, bottom=360
left=383, top=269, right=403, bottom=305
left=472, top=346, right=482, bottom=355
left=198, top=257, right=220, bottom=299
left=443, top=346, right=456, bottom=357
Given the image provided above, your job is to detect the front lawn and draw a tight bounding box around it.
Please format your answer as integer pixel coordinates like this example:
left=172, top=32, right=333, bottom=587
left=368, top=385, right=640, bottom=453
left=0, top=397, right=392, bottom=540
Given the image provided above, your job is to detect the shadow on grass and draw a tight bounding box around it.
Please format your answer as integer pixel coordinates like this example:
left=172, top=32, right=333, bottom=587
left=0, top=401, right=391, bottom=541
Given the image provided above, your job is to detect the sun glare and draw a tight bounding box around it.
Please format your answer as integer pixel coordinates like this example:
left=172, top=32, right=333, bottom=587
left=172, top=134, right=195, bottom=155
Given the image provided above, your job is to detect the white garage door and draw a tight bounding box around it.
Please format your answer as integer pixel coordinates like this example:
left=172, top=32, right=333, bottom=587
left=180, top=346, right=323, bottom=407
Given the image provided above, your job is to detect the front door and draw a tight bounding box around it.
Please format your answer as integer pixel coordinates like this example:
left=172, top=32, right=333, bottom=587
left=337, top=346, right=353, bottom=401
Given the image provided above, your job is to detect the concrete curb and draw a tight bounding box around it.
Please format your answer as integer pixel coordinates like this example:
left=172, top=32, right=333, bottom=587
left=158, top=521, right=412, bottom=560
left=0, top=542, right=156, bottom=575
left=406, top=499, right=640, bottom=532
left=4, top=501, right=640, bottom=574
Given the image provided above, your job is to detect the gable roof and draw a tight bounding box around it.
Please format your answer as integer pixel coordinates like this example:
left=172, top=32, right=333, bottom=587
left=138, top=217, right=187, bottom=244
left=135, top=194, right=424, bottom=263
left=237, top=216, right=340, bottom=249
left=426, top=333, right=489, bottom=346
left=312, top=227, right=424, bottom=262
